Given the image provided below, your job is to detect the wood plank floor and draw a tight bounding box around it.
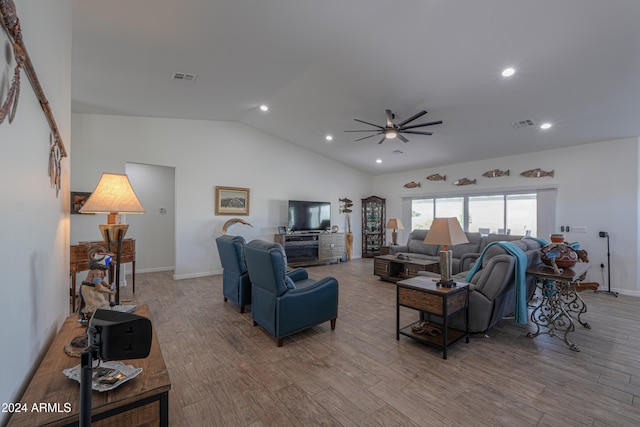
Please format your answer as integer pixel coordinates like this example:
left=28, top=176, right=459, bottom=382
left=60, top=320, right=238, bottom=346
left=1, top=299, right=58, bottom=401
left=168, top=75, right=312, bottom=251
left=119, top=259, right=640, bottom=426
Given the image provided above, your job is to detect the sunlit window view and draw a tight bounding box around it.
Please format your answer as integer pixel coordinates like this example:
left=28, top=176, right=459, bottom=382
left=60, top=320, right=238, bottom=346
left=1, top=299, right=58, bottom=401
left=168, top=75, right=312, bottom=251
left=435, top=197, right=463, bottom=223
left=411, top=199, right=434, bottom=230
left=506, top=194, right=536, bottom=236
left=411, top=192, right=537, bottom=235
left=468, top=195, right=504, bottom=234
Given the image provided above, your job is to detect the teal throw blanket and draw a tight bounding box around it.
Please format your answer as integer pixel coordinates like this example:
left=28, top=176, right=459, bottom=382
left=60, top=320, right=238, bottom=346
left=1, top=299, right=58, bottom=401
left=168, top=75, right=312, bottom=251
left=465, top=241, right=529, bottom=324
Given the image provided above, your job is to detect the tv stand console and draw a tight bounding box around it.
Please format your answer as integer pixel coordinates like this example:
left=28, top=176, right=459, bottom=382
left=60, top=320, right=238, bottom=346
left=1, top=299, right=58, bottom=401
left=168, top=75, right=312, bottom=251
left=274, top=232, right=345, bottom=267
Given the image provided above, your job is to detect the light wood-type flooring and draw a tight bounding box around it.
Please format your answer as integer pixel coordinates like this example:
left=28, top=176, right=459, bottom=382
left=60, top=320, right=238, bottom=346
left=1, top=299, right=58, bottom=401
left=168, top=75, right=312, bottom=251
left=118, top=259, right=640, bottom=426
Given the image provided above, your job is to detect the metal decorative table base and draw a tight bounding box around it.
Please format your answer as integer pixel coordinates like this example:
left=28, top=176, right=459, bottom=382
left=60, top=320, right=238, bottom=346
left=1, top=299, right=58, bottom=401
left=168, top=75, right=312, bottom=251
left=526, top=263, right=591, bottom=352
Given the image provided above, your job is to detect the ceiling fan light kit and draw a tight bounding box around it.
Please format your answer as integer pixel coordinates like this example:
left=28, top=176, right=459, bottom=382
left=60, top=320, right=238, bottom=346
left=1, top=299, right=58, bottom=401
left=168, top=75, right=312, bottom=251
left=346, top=109, right=442, bottom=144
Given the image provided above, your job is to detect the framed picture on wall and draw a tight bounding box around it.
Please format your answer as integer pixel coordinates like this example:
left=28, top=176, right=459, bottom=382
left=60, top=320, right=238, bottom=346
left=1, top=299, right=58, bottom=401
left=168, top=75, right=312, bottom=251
left=70, top=191, right=93, bottom=214
left=215, top=186, right=250, bottom=216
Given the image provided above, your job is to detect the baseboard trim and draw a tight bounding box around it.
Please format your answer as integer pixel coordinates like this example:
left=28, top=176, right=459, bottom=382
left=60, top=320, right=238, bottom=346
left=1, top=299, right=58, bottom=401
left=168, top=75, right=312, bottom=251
left=173, top=269, right=222, bottom=280
left=137, top=266, right=175, bottom=274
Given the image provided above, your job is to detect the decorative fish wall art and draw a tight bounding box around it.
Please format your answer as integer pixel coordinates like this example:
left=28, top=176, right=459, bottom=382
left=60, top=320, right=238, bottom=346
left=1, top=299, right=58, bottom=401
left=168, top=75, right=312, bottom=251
left=452, top=178, right=477, bottom=186
left=482, top=169, right=510, bottom=178
left=520, top=168, right=554, bottom=178
left=404, top=181, right=421, bottom=188
left=426, top=174, right=446, bottom=181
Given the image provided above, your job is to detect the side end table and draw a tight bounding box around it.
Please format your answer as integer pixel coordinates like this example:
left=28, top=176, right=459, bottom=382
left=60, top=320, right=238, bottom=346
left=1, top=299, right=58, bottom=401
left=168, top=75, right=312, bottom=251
left=526, top=263, right=591, bottom=351
left=396, top=276, right=469, bottom=359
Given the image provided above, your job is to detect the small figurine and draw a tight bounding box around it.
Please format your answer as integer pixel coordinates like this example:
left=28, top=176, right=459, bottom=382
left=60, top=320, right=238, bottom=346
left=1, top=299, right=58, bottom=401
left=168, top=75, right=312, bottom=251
left=79, top=259, right=116, bottom=319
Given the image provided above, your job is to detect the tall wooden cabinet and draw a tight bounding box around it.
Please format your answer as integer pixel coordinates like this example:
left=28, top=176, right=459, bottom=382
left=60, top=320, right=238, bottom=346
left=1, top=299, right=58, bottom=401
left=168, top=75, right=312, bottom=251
left=362, top=196, right=386, bottom=258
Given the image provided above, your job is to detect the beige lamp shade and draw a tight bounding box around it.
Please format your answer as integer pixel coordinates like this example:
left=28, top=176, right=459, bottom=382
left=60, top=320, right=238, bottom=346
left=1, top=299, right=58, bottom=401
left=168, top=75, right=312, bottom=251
left=423, top=217, right=468, bottom=249
left=424, top=218, right=468, bottom=286
left=79, top=173, right=146, bottom=224
left=386, top=218, right=405, bottom=231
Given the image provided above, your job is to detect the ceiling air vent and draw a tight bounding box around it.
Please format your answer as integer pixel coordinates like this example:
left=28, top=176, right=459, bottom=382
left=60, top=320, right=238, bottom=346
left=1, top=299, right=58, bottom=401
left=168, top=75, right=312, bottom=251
left=511, top=119, right=536, bottom=129
left=171, top=72, right=198, bottom=82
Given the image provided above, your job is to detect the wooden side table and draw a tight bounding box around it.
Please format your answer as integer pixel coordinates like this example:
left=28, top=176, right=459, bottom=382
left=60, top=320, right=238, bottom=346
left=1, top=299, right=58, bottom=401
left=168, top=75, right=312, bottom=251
left=7, top=305, right=170, bottom=426
left=396, top=276, right=469, bottom=359
left=70, top=239, right=136, bottom=313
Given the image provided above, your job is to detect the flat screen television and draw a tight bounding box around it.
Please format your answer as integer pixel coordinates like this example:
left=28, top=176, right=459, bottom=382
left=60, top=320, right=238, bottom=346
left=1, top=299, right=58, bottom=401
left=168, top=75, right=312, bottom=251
left=288, top=200, right=331, bottom=232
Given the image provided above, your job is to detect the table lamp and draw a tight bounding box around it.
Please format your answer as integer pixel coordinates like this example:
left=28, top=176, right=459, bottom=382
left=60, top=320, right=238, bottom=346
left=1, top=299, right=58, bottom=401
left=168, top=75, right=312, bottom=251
left=386, top=218, right=404, bottom=245
left=79, top=173, right=145, bottom=303
left=79, top=173, right=146, bottom=240
left=424, top=218, right=468, bottom=287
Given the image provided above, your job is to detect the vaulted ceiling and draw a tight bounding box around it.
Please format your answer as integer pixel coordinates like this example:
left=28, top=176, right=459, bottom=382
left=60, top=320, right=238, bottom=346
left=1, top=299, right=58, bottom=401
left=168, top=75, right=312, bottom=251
left=71, top=0, right=640, bottom=175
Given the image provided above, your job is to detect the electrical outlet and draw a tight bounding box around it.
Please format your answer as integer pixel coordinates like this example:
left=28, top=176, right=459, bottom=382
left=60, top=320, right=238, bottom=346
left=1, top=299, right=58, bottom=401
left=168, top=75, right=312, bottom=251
left=572, top=226, right=587, bottom=233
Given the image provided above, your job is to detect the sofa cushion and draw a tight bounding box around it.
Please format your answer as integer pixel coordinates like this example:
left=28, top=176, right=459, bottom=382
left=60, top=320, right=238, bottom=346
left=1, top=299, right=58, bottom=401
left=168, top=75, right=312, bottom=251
left=406, top=229, right=441, bottom=256
left=473, top=233, right=524, bottom=254
left=450, top=232, right=482, bottom=258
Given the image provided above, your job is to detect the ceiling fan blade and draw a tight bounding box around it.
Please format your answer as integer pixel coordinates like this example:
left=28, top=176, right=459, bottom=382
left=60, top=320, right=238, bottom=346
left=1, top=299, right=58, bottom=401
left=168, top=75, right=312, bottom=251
left=398, top=110, right=427, bottom=127
left=345, top=130, right=381, bottom=132
left=400, top=120, right=443, bottom=130
left=385, top=110, right=395, bottom=128
left=403, top=130, right=433, bottom=136
left=397, top=133, right=409, bottom=143
left=355, top=132, right=383, bottom=142
left=354, top=118, right=384, bottom=129
left=377, top=136, right=387, bottom=144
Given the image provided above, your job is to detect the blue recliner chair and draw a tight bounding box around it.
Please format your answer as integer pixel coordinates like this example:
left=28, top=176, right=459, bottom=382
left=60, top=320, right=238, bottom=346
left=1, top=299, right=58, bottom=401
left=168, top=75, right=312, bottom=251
left=215, top=235, right=252, bottom=313
left=244, top=240, right=339, bottom=346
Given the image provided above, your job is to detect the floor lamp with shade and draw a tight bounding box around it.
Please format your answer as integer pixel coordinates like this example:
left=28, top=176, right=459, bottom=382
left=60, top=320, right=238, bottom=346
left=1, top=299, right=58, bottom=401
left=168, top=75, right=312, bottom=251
left=424, top=218, right=468, bottom=287
left=79, top=173, right=145, bottom=304
left=386, top=218, right=404, bottom=246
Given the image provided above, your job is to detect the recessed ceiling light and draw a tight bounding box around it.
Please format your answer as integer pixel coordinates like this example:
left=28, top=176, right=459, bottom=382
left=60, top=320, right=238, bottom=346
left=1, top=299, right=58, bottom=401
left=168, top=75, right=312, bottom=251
left=259, top=104, right=269, bottom=112
left=325, top=135, right=333, bottom=141
left=540, top=122, right=552, bottom=130
left=501, top=67, right=516, bottom=77
left=376, top=159, right=382, bottom=164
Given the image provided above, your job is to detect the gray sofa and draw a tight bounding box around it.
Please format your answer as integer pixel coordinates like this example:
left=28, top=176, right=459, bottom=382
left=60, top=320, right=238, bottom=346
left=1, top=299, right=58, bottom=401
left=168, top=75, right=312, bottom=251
left=417, top=238, right=544, bottom=333
left=389, top=229, right=524, bottom=274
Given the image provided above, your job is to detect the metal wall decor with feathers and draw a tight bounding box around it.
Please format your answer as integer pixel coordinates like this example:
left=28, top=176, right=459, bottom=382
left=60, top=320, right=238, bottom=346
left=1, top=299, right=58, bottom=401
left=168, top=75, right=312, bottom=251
left=346, top=110, right=442, bottom=144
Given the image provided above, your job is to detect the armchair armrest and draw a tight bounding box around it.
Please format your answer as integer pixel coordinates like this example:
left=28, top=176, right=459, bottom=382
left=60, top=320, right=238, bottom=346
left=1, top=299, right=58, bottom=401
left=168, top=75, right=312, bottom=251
left=389, top=245, right=408, bottom=255
left=278, top=277, right=339, bottom=334
left=286, top=267, right=309, bottom=282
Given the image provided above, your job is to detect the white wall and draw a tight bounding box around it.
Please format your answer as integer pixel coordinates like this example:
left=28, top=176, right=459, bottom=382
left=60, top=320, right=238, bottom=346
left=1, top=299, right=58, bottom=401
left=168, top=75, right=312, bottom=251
left=0, top=1, right=71, bottom=424
left=70, top=114, right=372, bottom=279
left=373, top=138, right=640, bottom=296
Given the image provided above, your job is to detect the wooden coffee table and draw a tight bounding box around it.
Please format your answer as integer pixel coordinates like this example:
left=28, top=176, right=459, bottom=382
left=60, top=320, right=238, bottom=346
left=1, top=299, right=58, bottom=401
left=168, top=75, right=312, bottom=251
left=374, top=254, right=439, bottom=282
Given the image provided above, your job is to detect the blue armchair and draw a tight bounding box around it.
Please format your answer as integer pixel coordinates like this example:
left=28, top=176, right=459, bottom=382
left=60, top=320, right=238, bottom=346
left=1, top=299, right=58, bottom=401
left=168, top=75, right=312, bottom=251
left=215, top=235, right=252, bottom=313
left=244, top=240, right=339, bottom=346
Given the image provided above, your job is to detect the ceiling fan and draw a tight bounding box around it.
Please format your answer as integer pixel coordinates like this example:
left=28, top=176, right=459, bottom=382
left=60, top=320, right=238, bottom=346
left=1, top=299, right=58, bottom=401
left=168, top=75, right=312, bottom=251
left=346, top=109, right=442, bottom=144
